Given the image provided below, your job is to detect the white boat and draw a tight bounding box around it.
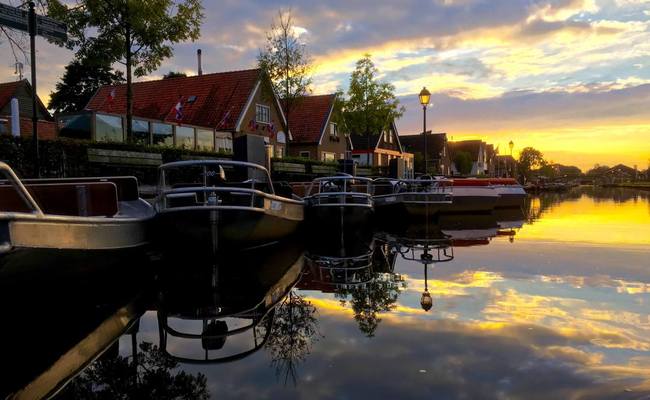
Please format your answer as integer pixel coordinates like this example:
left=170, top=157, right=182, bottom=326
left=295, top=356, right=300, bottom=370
left=154, top=160, right=304, bottom=254
left=489, top=178, right=527, bottom=208
left=0, top=162, right=154, bottom=253
left=440, top=178, right=500, bottom=213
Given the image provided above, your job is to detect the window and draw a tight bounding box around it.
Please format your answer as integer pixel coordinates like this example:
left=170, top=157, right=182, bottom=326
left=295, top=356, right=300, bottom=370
left=299, top=151, right=310, bottom=158
left=275, top=145, right=284, bottom=158
left=215, top=132, right=233, bottom=153
left=256, top=104, right=271, bottom=124
left=276, top=131, right=286, bottom=144
left=152, top=123, right=173, bottom=146
left=95, top=114, right=123, bottom=142
left=322, top=152, right=336, bottom=162
left=58, top=113, right=92, bottom=140
left=388, top=130, right=393, bottom=143
left=330, top=123, right=338, bottom=137
left=175, top=126, right=195, bottom=149
left=132, top=119, right=150, bottom=145
left=196, top=128, right=214, bottom=151
left=340, top=153, right=345, bottom=159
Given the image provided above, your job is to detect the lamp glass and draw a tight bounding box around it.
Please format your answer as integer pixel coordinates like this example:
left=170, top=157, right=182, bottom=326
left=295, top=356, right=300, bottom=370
left=419, top=87, right=431, bottom=106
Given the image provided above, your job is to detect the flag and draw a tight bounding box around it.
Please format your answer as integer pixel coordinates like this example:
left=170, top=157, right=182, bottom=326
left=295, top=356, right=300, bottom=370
left=106, top=88, right=116, bottom=110
left=174, top=97, right=183, bottom=121
left=217, top=108, right=232, bottom=129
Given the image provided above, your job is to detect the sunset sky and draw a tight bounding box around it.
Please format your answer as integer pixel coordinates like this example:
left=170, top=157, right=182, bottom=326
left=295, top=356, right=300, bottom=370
left=1, top=0, right=649, bottom=170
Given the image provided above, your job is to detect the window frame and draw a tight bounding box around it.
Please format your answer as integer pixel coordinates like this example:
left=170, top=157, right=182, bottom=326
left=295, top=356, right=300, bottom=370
left=255, top=104, right=271, bottom=124
left=299, top=151, right=310, bottom=158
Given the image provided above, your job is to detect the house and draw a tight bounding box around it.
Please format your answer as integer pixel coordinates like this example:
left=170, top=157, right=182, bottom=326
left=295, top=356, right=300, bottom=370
left=287, top=94, right=349, bottom=161
left=61, top=68, right=288, bottom=156
left=350, top=122, right=413, bottom=170
left=494, top=155, right=518, bottom=178
left=448, top=140, right=487, bottom=176
left=399, top=132, right=451, bottom=175
left=601, top=164, right=639, bottom=183
left=0, top=80, right=57, bottom=140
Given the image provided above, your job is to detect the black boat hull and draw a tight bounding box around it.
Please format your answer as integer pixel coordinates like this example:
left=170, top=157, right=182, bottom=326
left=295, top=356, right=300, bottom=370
left=155, top=208, right=302, bottom=254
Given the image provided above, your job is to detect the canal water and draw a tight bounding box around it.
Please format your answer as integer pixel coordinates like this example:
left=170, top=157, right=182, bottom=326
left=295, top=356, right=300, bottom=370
left=1, top=186, right=649, bottom=399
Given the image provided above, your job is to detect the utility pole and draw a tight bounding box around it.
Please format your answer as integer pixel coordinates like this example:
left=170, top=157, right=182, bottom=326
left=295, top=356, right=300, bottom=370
left=28, top=1, right=39, bottom=177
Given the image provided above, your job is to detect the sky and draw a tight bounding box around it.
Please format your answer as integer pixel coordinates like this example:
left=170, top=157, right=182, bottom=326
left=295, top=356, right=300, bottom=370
left=1, top=0, right=650, bottom=171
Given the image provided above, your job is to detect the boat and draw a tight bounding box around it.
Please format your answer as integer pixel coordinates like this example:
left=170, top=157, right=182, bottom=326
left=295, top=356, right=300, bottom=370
left=438, top=213, right=498, bottom=246
left=488, top=178, right=527, bottom=208
left=295, top=174, right=374, bottom=232
left=372, top=176, right=452, bottom=218
left=153, top=160, right=304, bottom=254
left=0, top=161, right=154, bottom=253
left=439, top=178, right=500, bottom=213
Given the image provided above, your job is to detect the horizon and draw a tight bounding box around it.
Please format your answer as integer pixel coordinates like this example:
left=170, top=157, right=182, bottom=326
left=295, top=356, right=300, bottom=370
left=1, top=0, right=649, bottom=171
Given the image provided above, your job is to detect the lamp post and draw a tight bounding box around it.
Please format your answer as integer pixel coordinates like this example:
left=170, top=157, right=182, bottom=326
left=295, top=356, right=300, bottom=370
left=419, top=87, right=431, bottom=175
left=508, top=140, right=514, bottom=177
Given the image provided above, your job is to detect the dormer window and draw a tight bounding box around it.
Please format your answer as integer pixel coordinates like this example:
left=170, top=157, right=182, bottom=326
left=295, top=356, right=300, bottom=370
left=256, top=104, right=271, bottom=124
left=330, top=122, right=338, bottom=137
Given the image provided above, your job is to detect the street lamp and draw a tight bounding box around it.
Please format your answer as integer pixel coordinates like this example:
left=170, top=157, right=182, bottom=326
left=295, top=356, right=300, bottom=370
left=509, top=140, right=514, bottom=156
left=419, top=87, right=431, bottom=175
left=420, top=264, right=433, bottom=311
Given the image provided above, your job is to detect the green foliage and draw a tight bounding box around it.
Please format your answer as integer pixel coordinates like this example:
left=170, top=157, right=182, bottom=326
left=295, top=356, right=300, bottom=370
left=518, top=146, right=546, bottom=181
left=341, top=55, right=405, bottom=137
left=586, top=164, right=611, bottom=177
left=0, top=135, right=230, bottom=183
left=453, top=151, right=473, bottom=175
left=56, top=341, right=209, bottom=399
left=258, top=9, right=312, bottom=133
left=163, top=71, right=188, bottom=79
left=271, top=156, right=338, bottom=167
left=47, top=0, right=204, bottom=141
left=48, top=58, right=125, bottom=114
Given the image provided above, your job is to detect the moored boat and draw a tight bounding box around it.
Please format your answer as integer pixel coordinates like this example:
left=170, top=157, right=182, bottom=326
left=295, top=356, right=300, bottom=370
left=296, top=174, right=374, bottom=232
left=0, top=162, right=154, bottom=253
left=489, top=178, right=527, bottom=208
left=153, top=160, right=304, bottom=254
left=372, top=176, right=452, bottom=218
left=440, top=178, right=499, bottom=213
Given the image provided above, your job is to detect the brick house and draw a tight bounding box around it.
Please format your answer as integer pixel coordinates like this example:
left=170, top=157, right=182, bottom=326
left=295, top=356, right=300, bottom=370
left=61, top=68, right=289, bottom=156
left=350, top=122, right=412, bottom=169
left=287, top=94, right=349, bottom=161
left=0, top=80, right=57, bottom=140
left=400, top=132, right=451, bottom=175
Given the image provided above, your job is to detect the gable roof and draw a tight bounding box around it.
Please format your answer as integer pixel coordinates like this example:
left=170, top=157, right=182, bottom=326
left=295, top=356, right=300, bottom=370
left=448, top=140, right=485, bottom=160
left=86, top=69, right=263, bottom=130
left=350, top=121, right=402, bottom=151
left=400, top=132, right=447, bottom=156
left=0, top=80, right=52, bottom=120
left=289, top=94, right=336, bottom=144
left=0, top=80, right=22, bottom=110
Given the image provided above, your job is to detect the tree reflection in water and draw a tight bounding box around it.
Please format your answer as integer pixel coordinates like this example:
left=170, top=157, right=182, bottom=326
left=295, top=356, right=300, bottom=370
left=56, top=341, right=209, bottom=400
left=265, top=290, right=320, bottom=385
left=343, top=276, right=404, bottom=337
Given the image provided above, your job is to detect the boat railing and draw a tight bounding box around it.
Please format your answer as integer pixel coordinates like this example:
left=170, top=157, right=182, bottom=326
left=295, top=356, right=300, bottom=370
left=372, top=177, right=453, bottom=196
left=0, top=161, right=44, bottom=216
left=305, top=253, right=375, bottom=288
left=303, top=175, right=374, bottom=207
left=157, top=185, right=301, bottom=211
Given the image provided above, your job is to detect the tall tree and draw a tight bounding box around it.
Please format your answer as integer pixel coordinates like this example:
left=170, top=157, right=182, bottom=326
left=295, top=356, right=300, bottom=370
left=48, top=58, right=124, bottom=114
left=258, top=9, right=312, bottom=137
left=342, top=54, right=405, bottom=149
left=518, top=147, right=546, bottom=182
left=47, top=0, right=203, bottom=142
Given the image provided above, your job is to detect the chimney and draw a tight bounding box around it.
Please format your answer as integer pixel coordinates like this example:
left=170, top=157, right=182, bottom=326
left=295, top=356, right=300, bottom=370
left=197, top=49, right=202, bottom=76
left=11, top=98, right=20, bottom=137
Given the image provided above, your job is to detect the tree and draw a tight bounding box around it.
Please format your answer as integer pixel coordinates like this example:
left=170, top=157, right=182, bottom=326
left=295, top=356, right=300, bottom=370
left=57, top=341, right=209, bottom=399
left=162, top=71, right=187, bottom=79
left=342, top=55, right=405, bottom=149
left=258, top=9, right=312, bottom=138
left=47, top=0, right=204, bottom=142
left=518, top=147, right=546, bottom=181
left=453, top=151, right=473, bottom=175
left=48, top=58, right=125, bottom=114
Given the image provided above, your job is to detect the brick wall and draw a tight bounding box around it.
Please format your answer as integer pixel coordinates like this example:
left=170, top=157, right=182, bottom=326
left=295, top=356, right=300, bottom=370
left=17, top=117, right=57, bottom=140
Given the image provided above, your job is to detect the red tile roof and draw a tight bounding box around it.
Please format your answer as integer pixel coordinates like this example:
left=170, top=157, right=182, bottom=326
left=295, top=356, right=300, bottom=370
left=289, top=94, right=336, bottom=144
left=86, top=69, right=262, bottom=130
left=0, top=80, right=24, bottom=109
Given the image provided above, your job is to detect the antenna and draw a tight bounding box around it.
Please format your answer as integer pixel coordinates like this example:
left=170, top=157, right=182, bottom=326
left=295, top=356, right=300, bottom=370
left=14, top=62, right=24, bottom=80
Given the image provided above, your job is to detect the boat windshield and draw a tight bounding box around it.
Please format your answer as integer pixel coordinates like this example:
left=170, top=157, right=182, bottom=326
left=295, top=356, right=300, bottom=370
left=159, top=161, right=273, bottom=195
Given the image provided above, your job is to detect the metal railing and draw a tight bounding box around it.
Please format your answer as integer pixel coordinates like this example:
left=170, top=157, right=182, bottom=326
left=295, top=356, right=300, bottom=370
left=304, top=174, right=374, bottom=207
left=0, top=161, right=44, bottom=216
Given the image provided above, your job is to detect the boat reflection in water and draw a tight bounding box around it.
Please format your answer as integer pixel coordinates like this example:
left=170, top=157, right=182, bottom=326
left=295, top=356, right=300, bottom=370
left=155, top=241, right=305, bottom=365
left=0, top=250, right=150, bottom=400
